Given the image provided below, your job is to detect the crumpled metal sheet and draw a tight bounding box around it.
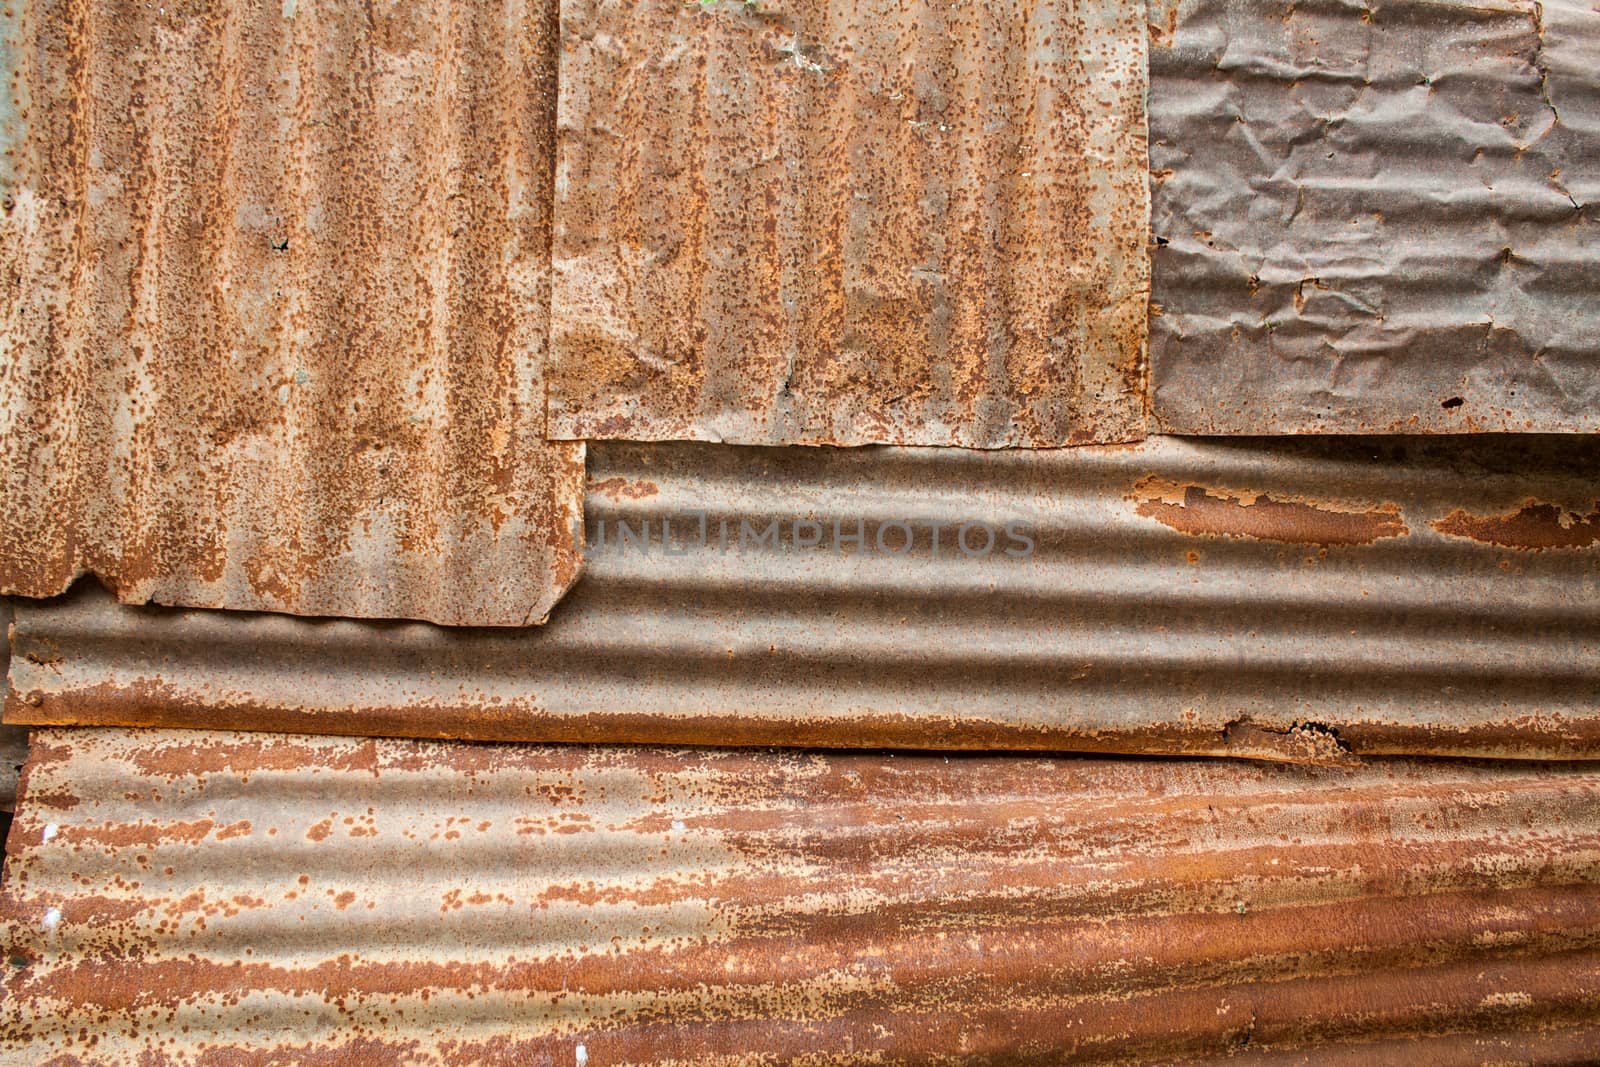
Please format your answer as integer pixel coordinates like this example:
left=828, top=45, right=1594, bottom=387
left=1148, top=0, right=1600, bottom=434
left=547, top=0, right=1150, bottom=448
left=7, top=434, right=1598, bottom=762
left=4, top=728, right=1600, bottom=1064
left=0, top=0, right=585, bottom=625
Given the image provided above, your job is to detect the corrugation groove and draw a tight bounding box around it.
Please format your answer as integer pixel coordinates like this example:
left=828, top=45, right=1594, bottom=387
left=2, top=729, right=1599, bottom=1063
left=5, top=435, right=1598, bottom=762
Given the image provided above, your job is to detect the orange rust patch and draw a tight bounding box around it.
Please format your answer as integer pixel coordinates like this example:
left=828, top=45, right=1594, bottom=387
left=589, top=477, right=661, bottom=502
left=1431, top=502, right=1600, bottom=551
left=1130, top=478, right=1409, bottom=547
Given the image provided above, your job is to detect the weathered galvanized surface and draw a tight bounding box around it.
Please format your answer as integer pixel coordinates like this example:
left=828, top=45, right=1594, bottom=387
left=4, top=729, right=1600, bottom=1064
left=548, top=0, right=1150, bottom=448
left=8, top=435, right=1598, bottom=762
left=1148, top=0, right=1600, bottom=434
left=0, top=0, right=585, bottom=625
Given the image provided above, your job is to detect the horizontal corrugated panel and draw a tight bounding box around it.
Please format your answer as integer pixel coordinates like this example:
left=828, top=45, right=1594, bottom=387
left=548, top=0, right=1149, bottom=448
left=0, top=0, right=585, bottom=625
left=0, top=602, right=16, bottom=813
left=1148, top=0, right=1600, bottom=434
left=4, top=728, right=1600, bottom=1063
left=7, top=435, right=1598, bottom=762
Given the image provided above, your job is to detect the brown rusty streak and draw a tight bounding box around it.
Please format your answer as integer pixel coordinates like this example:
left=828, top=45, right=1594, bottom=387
left=1130, top=477, right=1410, bottom=546
left=12, top=674, right=1600, bottom=764
left=1431, top=501, right=1600, bottom=551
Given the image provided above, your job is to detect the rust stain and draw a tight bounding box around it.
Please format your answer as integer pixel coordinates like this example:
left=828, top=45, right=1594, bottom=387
left=547, top=0, right=1150, bottom=448
left=0, top=0, right=585, bottom=626
left=1432, top=501, right=1600, bottom=551
left=3, top=729, right=1600, bottom=1062
left=1130, top=476, right=1410, bottom=546
left=589, top=477, right=661, bottom=502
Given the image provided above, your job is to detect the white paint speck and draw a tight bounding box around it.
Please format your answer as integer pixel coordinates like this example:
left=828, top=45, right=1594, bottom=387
left=670, top=820, right=685, bottom=833
left=575, top=1043, right=588, bottom=1067
left=41, top=823, right=57, bottom=843
left=281, top=0, right=296, bottom=16
left=41, top=907, right=61, bottom=933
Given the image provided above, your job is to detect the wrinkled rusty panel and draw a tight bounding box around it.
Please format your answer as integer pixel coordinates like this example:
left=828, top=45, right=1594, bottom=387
left=8, top=435, right=1599, bottom=762
left=0, top=0, right=585, bottom=625
left=1148, top=0, right=1600, bottom=434
left=547, top=0, right=1149, bottom=448
left=4, top=730, right=1600, bottom=1064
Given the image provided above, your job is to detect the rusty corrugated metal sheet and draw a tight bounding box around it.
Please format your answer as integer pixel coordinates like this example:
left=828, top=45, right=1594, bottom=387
left=0, top=0, right=586, bottom=626
left=547, top=0, right=1150, bottom=448
left=1148, top=0, right=1600, bottom=434
left=0, top=602, right=16, bottom=815
left=7, top=434, right=1597, bottom=762
left=4, top=728, right=1600, bottom=1063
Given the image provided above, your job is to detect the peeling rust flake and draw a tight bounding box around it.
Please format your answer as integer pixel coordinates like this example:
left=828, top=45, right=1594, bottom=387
left=0, top=0, right=585, bottom=625
left=5, top=729, right=1600, bottom=1063
left=547, top=0, right=1151, bottom=448
left=1432, top=500, right=1600, bottom=552
left=1129, top=476, right=1410, bottom=547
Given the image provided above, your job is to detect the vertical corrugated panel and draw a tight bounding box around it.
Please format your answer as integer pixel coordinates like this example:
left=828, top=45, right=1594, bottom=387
left=0, top=0, right=585, bottom=625
left=1148, top=0, right=1600, bottom=434
left=548, top=0, right=1150, bottom=447
left=4, top=729, right=1600, bottom=1063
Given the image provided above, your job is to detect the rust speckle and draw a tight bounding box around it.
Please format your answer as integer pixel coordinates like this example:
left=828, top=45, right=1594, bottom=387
left=1130, top=477, right=1410, bottom=546
left=0, top=0, right=586, bottom=626
left=548, top=0, right=1150, bottom=448
left=1431, top=501, right=1600, bottom=551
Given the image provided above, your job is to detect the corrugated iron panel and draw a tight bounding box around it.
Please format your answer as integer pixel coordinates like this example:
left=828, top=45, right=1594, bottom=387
left=1148, top=0, right=1600, bottom=434
left=0, top=0, right=585, bottom=626
left=7, top=434, right=1598, bottom=762
left=547, top=0, right=1150, bottom=448
left=0, top=602, right=16, bottom=815
left=5, top=728, right=1600, bottom=1063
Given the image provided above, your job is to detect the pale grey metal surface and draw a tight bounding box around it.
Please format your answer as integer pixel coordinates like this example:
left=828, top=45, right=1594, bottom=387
left=1149, top=0, right=1600, bottom=434
left=6, top=435, right=1598, bottom=762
